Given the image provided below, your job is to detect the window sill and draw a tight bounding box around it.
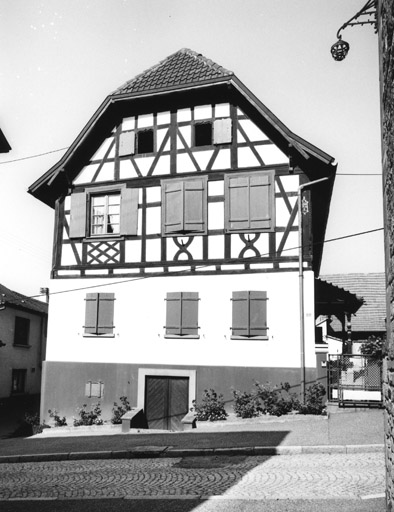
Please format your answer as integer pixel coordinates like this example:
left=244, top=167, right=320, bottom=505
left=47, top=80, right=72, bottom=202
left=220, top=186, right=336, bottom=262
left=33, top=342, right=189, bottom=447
left=83, top=334, right=115, bottom=338
left=230, top=336, right=269, bottom=340
left=13, top=344, right=31, bottom=349
left=164, top=335, right=200, bottom=339
left=83, top=236, right=125, bottom=243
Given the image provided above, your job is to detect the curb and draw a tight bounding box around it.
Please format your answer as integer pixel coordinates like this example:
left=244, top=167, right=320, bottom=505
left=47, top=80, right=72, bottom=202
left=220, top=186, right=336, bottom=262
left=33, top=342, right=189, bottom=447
left=0, top=444, right=384, bottom=464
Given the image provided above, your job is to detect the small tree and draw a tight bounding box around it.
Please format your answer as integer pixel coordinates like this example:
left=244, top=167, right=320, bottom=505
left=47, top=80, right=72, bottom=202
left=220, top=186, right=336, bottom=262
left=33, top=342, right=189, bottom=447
left=360, top=335, right=384, bottom=361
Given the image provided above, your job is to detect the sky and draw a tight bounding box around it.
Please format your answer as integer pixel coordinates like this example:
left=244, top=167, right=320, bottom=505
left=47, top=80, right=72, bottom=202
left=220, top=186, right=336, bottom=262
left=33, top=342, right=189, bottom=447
left=0, top=0, right=384, bottom=298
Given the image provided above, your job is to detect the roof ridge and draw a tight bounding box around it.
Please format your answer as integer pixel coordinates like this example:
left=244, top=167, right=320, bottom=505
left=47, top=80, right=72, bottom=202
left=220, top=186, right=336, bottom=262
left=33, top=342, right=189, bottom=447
left=112, top=48, right=233, bottom=96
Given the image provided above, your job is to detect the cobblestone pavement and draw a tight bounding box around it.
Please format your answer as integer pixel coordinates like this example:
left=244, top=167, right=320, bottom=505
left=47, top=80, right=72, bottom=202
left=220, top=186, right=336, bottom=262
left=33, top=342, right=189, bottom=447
left=0, top=453, right=385, bottom=501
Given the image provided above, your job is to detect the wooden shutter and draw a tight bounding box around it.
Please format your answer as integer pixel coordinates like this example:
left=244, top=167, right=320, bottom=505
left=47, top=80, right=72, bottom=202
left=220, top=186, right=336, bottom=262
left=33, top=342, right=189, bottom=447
left=180, top=292, right=199, bottom=336
left=84, top=293, right=99, bottom=334
left=231, top=291, right=249, bottom=337
left=232, top=291, right=268, bottom=337
left=226, top=172, right=274, bottom=232
left=162, top=182, right=184, bottom=235
left=120, top=187, right=139, bottom=235
left=119, top=131, right=135, bottom=157
left=226, top=176, right=251, bottom=231
left=184, top=178, right=206, bottom=233
left=84, top=293, right=115, bottom=335
left=249, top=174, right=273, bottom=230
left=249, top=291, right=268, bottom=336
left=214, top=118, right=232, bottom=144
left=165, top=292, right=199, bottom=336
left=69, top=192, right=87, bottom=238
left=165, top=292, right=182, bottom=335
left=97, top=293, right=115, bottom=335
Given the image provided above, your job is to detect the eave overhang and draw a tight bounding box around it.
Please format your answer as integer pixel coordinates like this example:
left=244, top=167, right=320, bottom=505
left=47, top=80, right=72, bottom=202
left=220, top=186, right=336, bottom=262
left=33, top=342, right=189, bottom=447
left=315, top=278, right=364, bottom=318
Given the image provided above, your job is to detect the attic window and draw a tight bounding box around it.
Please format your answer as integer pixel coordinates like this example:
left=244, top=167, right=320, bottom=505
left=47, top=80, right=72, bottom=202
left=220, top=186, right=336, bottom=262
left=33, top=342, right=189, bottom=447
left=137, top=129, right=154, bottom=154
left=194, top=122, right=212, bottom=147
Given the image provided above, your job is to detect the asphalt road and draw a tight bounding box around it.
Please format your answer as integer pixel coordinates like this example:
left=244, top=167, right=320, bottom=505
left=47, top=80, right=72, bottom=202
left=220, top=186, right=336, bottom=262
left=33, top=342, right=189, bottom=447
left=0, top=452, right=385, bottom=511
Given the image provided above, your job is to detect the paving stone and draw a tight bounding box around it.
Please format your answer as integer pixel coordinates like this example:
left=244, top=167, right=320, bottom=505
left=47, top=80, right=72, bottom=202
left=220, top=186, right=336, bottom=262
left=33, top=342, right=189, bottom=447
left=0, top=453, right=385, bottom=501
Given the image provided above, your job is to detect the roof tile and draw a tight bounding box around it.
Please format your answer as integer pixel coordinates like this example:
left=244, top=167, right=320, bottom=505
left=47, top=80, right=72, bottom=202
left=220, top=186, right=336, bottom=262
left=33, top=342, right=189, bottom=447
left=0, top=283, right=48, bottom=315
left=321, top=273, right=386, bottom=333
left=113, top=48, right=233, bottom=96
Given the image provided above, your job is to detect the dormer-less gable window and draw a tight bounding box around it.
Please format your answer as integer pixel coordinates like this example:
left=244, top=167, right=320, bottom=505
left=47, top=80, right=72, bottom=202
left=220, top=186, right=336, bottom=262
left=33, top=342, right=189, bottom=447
left=69, top=185, right=139, bottom=239
left=194, top=122, right=212, bottom=147
left=118, top=128, right=154, bottom=157
left=161, top=176, right=208, bottom=236
left=193, top=118, right=232, bottom=147
left=136, top=129, right=154, bottom=154
left=224, top=171, right=275, bottom=233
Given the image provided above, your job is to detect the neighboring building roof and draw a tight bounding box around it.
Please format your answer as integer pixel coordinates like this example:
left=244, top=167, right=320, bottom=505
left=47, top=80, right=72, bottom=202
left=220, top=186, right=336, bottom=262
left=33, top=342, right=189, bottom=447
left=0, top=283, right=48, bottom=315
left=315, top=278, right=363, bottom=318
left=114, top=48, right=234, bottom=96
left=320, top=273, right=386, bottom=334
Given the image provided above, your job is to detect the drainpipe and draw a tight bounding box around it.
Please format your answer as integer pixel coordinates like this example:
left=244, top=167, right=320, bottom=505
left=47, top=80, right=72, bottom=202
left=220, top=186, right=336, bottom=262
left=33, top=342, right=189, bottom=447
left=298, top=176, right=330, bottom=403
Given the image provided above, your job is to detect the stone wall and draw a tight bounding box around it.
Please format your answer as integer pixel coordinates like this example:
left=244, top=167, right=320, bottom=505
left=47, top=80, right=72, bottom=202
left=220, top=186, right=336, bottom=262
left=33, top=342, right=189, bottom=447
left=380, top=1, right=394, bottom=510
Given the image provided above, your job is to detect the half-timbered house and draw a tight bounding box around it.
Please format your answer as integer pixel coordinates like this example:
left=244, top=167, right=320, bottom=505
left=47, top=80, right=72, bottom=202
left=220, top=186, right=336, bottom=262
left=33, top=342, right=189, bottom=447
left=29, top=49, right=337, bottom=429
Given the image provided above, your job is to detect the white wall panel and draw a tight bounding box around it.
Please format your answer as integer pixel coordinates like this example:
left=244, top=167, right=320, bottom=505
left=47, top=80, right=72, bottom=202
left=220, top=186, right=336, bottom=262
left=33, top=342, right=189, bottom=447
left=45, top=271, right=315, bottom=370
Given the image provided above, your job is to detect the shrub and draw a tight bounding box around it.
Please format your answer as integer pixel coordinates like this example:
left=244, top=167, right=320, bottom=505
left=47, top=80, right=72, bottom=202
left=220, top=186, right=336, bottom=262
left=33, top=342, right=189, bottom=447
left=232, top=389, right=261, bottom=418
left=111, top=396, right=131, bottom=424
left=254, top=381, right=300, bottom=417
left=360, top=336, right=384, bottom=360
left=24, top=412, right=49, bottom=435
left=192, top=389, right=228, bottom=421
left=48, top=409, right=67, bottom=427
left=298, top=383, right=326, bottom=415
left=73, top=403, right=103, bottom=426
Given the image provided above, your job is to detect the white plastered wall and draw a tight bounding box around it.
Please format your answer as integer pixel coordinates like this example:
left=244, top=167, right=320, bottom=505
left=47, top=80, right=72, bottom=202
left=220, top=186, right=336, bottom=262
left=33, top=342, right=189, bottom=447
left=45, top=269, right=316, bottom=370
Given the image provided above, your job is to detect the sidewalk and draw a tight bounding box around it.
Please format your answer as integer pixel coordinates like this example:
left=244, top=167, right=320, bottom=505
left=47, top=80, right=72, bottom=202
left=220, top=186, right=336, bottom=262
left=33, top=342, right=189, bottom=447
left=0, top=408, right=385, bottom=463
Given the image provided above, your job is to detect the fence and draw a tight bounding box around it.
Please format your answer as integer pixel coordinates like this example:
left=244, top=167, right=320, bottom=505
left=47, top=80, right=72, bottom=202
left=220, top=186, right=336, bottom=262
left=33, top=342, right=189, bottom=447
left=327, top=354, right=383, bottom=406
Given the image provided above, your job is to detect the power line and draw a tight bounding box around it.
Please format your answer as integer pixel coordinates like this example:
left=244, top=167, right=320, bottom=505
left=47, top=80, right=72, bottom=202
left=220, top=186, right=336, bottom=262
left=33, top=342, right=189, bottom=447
left=0, top=146, right=383, bottom=176
left=2, top=226, right=384, bottom=306
left=0, top=147, right=69, bottom=165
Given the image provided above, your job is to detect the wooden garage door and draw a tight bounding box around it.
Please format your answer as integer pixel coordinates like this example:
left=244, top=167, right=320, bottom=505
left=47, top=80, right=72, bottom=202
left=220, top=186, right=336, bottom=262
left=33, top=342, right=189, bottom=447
left=145, top=376, right=189, bottom=431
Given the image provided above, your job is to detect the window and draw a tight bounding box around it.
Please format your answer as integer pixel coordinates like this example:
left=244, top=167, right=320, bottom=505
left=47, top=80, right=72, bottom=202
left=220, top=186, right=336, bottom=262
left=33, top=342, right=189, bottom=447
left=194, top=122, right=212, bottom=147
left=13, top=317, right=30, bottom=346
left=85, top=381, right=104, bottom=398
left=193, top=119, right=232, bottom=147
left=231, top=291, right=268, bottom=339
left=118, top=129, right=154, bottom=156
left=137, top=129, right=154, bottom=154
left=162, top=176, right=208, bottom=236
left=165, top=292, right=199, bottom=338
left=69, top=186, right=139, bottom=239
left=225, top=171, right=275, bottom=233
left=91, top=194, right=120, bottom=236
left=84, top=293, right=115, bottom=336
left=11, top=369, right=27, bottom=394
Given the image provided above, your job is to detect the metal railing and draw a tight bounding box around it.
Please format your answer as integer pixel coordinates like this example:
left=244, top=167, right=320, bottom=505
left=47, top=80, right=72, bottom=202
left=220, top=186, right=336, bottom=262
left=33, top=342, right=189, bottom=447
left=327, top=354, right=382, bottom=406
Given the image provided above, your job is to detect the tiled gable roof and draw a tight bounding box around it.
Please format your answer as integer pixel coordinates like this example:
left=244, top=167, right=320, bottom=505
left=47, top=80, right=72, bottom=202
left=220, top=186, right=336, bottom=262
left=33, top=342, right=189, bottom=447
left=0, top=283, right=48, bottom=315
left=113, top=48, right=234, bottom=95
left=321, top=273, right=386, bottom=333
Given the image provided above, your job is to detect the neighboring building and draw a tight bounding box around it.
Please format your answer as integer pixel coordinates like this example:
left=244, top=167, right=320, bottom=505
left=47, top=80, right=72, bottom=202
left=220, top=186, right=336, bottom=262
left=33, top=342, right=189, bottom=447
left=0, top=283, right=48, bottom=400
left=320, top=273, right=386, bottom=353
left=379, top=1, right=394, bottom=509
left=0, top=127, right=11, bottom=153
left=29, top=48, right=338, bottom=429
